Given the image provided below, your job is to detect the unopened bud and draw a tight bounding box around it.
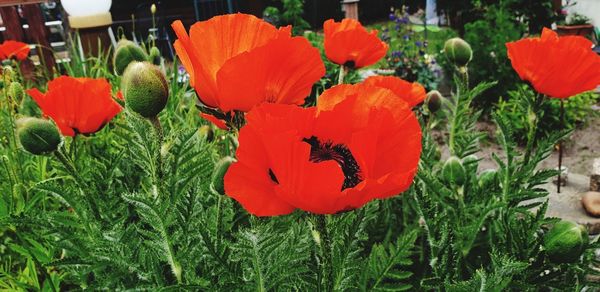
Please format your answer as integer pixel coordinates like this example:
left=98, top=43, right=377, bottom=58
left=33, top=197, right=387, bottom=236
left=122, top=62, right=169, bottom=118
left=425, top=90, right=443, bottom=113
left=17, top=118, right=61, bottom=155
left=444, top=38, right=473, bottom=67
left=211, top=156, right=236, bottom=195
left=114, top=39, right=148, bottom=75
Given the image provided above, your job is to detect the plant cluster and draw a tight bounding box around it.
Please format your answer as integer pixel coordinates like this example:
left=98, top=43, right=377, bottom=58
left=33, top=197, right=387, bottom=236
left=1, top=12, right=600, bottom=291
left=381, top=6, right=442, bottom=91
left=262, top=0, right=310, bottom=36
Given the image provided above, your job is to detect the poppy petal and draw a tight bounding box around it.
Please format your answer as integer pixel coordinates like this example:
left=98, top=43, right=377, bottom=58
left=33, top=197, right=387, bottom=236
left=324, top=19, right=388, bottom=68
left=200, top=113, right=228, bottom=130
left=363, top=76, right=426, bottom=107
left=507, top=27, right=600, bottom=98
left=216, top=36, right=325, bottom=112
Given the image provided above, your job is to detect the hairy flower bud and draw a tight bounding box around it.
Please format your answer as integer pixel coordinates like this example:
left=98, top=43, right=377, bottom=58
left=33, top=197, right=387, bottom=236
left=543, top=220, right=588, bottom=264
left=17, top=117, right=61, bottom=155
left=8, top=82, right=24, bottom=101
left=478, top=169, right=498, bottom=189
left=121, top=61, right=169, bottom=118
left=426, top=90, right=443, bottom=113
left=148, top=46, right=161, bottom=66
left=444, top=38, right=473, bottom=67
left=114, top=39, right=148, bottom=75
left=442, top=156, right=466, bottom=186
left=211, top=156, right=236, bottom=195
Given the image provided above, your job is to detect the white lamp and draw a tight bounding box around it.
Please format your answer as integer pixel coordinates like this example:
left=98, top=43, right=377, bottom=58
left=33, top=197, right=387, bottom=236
left=61, top=0, right=113, bottom=28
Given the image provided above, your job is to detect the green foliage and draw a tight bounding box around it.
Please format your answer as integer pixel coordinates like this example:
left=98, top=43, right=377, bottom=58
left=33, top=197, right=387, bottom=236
left=463, top=5, right=524, bottom=107
left=380, top=6, right=444, bottom=91
left=438, top=0, right=555, bottom=34
left=498, top=86, right=599, bottom=144
left=1, top=16, right=599, bottom=291
left=263, top=0, right=310, bottom=35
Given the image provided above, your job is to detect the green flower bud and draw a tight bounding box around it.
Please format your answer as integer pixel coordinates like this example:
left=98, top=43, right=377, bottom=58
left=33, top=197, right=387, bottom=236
left=199, top=125, right=214, bottom=142
left=426, top=90, right=443, bottom=113
left=17, top=118, right=61, bottom=155
left=113, top=39, right=148, bottom=75
left=442, top=156, right=466, bottom=186
left=148, top=46, right=161, bottom=65
left=444, top=38, right=473, bottom=67
left=2, top=66, right=14, bottom=81
left=211, top=156, right=236, bottom=195
left=8, top=82, right=24, bottom=101
left=122, top=61, right=169, bottom=118
left=543, top=220, right=588, bottom=264
left=478, top=169, right=498, bottom=189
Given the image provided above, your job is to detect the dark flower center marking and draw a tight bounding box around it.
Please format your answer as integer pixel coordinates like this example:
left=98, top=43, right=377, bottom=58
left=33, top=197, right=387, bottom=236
left=344, top=60, right=356, bottom=69
left=268, top=169, right=279, bottom=184
left=303, top=136, right=362, bottom=190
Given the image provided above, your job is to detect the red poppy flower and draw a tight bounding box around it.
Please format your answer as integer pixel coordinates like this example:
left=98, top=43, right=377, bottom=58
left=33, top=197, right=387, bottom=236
left=200, top=113, right=228, bottom=130
left=172, top=14, right=325, bottom=113
left=363, top=76, right=426, bottom=107
left=323, top=19, right=388, bottom=68
left=506, top=28, right=600, bottom=98
left=0, top=40, right=30, bottom=61
left=224, top=83, right=422, bottom=216
left=27, top=76, right=122, bottom=136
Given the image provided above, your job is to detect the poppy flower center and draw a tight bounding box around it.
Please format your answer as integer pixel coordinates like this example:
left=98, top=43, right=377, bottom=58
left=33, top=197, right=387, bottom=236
left=303, top=136, right=362, bottom=190
left=344, top=60, right=356, bottom=69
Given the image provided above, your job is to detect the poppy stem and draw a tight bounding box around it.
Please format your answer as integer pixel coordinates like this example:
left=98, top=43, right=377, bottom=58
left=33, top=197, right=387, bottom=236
left=54, top=148, right=102, bottom=222
left=523, top=93, right=544, bottom=165
left=149, top=115, right=164, bottom=181
left=311, top=214, right=333, bottom=291
left=338, top=64, right=346, bottom=85
left=557, top=99, right=565, bottom=193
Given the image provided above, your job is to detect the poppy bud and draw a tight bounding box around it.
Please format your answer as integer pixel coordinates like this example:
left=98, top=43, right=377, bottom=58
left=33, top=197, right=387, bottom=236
left=17, top=117, right=61, bottom=155
left=8, top=82, right=24, bottom=101
left=2, top=66, right=14, bottom=79
left=122, top=62, right=169, bottom=118
left=211, top=156, right=236, bottom=195
left=444, top=38, right=473, bottom=67
left=543, top=220, right=588, bottom=264
left=478, top=169, right=498, bottom=189
left=199, top=125, right=214, bottom=142
left=442, top=156, right=466, bottom=186
left=114, top=39, right=148, bottom=75
left=426, top=90, right=443, bottom=113
left=148, top=46, right=161, bottom=65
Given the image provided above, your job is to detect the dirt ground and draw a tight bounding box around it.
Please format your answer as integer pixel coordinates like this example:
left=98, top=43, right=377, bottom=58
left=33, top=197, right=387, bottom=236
left=435, top=115, right=600, bottom=176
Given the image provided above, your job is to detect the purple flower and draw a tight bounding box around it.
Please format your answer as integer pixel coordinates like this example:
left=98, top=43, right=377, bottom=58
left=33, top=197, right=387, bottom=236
left=389, top=13, right=396, bottom=21
left=403, top=35, right=410, bottom=41
left=415, top=41, right=422, bottom=47
left=391, top=51, right=403, bottom=58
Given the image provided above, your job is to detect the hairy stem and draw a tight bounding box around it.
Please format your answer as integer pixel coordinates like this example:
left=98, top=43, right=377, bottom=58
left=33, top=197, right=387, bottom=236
left=557, top=99, right=565, bottom=193
left=311, top=214, right=333, bottom=292
left=55, top=148, right=101, bottom=222
left=337, top=64, right=346, bottom=85
left=523, top=94, right=544, bottom=165
left=149, top=115, right=164, bottom=181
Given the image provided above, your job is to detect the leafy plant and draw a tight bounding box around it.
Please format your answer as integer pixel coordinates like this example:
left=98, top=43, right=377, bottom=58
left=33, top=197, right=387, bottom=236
left=498, top=86, right=599, bottom=144
left=263, top=0, right=310, bottom=35
left=463, top=5, right=525, bottom=107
